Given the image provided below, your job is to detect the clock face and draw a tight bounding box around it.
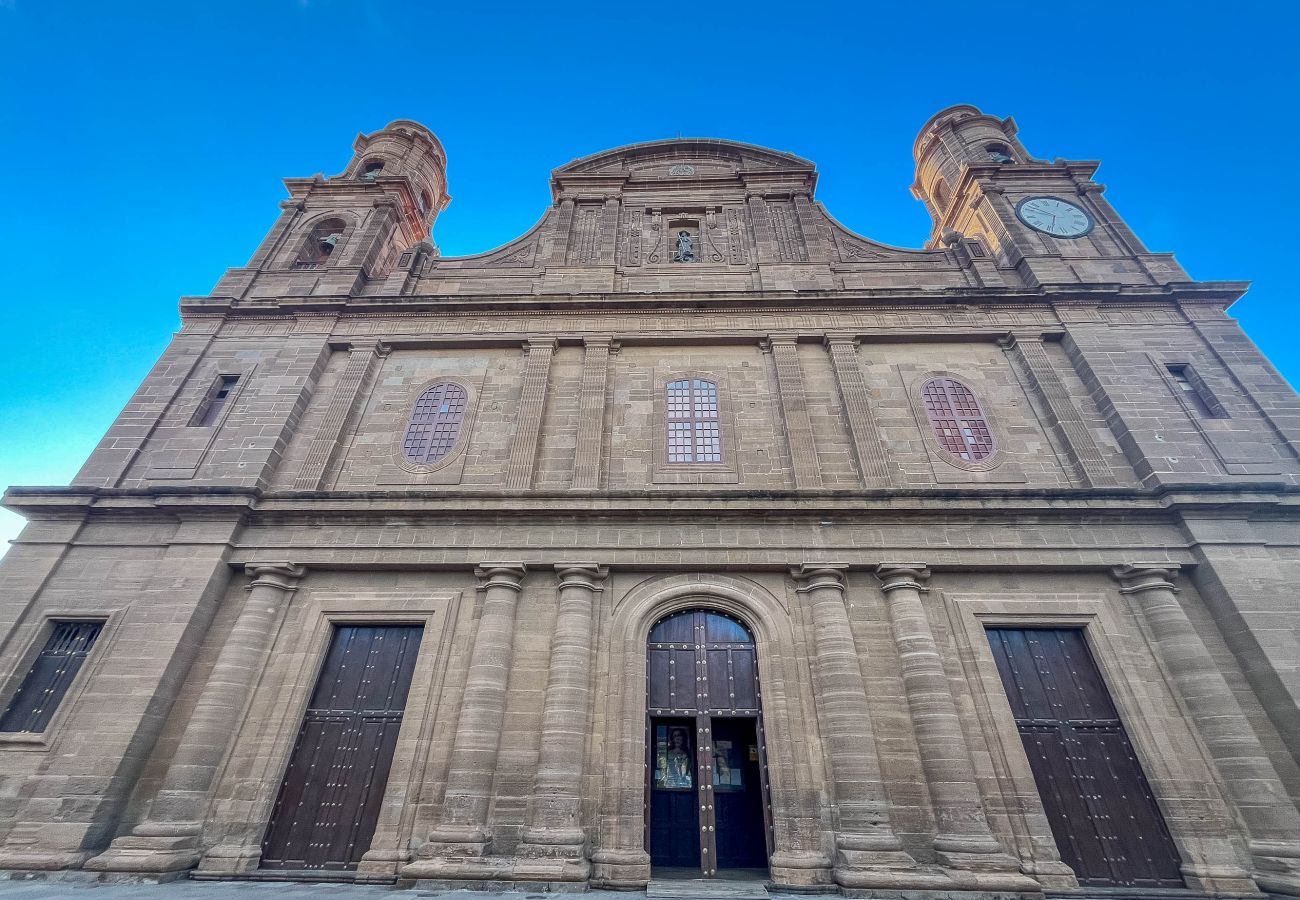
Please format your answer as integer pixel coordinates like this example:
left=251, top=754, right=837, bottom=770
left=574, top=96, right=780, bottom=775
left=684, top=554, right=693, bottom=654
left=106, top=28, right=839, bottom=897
left=1015, top=196, right=1093, bottom=237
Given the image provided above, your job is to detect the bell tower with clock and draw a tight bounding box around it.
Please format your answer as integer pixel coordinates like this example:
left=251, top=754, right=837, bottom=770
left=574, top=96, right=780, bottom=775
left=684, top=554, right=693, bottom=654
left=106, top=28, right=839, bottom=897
left=912, top=104, right=1190, bottom=288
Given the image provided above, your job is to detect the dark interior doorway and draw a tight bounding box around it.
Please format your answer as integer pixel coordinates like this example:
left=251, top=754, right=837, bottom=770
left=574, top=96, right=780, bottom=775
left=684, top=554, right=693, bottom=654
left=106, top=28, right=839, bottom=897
left=261, top=624, right=422, bottom=871
left=987, top=627, right=1184, bottom=889
left=646, top=609, right=771, bottom=878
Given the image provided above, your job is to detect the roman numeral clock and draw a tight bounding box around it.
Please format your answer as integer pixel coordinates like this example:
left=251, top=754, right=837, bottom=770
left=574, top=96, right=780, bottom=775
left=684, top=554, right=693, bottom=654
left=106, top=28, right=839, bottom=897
left=1015, top=195, right=1094, bottom=237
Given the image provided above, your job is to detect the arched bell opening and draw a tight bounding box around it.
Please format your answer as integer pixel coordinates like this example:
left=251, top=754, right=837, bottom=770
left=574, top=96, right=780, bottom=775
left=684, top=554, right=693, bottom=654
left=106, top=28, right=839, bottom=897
left=645, top=608, right=772, bottom=880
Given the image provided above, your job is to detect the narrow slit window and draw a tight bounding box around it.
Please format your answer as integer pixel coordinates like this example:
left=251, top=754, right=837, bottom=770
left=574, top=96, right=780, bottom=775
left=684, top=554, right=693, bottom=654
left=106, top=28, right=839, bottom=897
left=666, top=378, right=721, bottom=463
left=921, top=377, right=995, bottom=462
left=191, top=375, right=239, bottom=427
left=1167, top=365, right=1227, bottom=419
left=0, top=621, right=103, bottom=733
left=403, top=382, right=468, bottom=464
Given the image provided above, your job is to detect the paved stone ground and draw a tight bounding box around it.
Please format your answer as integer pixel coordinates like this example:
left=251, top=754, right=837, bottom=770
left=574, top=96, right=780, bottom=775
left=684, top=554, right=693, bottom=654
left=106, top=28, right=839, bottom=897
left=0, top=877, right=838, bottom=900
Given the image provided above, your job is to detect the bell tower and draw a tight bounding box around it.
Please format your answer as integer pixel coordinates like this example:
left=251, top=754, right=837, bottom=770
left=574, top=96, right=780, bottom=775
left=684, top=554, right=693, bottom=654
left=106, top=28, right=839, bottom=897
left=911, top=104, right=1189, bottom=288
left=212, top=119, right=450, bottom=301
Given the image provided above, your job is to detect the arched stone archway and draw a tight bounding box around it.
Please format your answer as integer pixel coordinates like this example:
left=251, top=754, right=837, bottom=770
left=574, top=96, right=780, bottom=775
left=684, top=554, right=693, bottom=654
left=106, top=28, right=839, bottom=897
left=591, top=573, right=832, bottom=890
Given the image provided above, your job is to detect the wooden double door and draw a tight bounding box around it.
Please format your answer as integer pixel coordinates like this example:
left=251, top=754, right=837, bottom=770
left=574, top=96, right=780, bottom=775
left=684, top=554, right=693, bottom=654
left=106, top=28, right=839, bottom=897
left=988, top=627, right=1184, bottom=889
left=261, top=624, right=422, bottom=871
left=646, top=610, right=772, bottom=876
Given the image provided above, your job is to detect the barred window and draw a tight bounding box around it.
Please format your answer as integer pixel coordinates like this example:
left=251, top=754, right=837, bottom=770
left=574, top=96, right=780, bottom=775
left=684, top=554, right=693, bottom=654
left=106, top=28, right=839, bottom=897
left=402, top=382, right=468, bottom=464
left=0, top=621, right=102, bottom=733
left=921, top=377, right=995, bottom=462
left=666, top=378, right=721, bottom=463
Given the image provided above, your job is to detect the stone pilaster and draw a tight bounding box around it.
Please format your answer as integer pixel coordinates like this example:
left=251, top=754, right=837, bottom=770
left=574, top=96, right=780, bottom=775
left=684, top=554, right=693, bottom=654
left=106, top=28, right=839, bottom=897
left=1001, top=333, right=1115, bottom=486
left=875, top=565, right=1034, bottom=890
left=1115, top=564, right=1300, bottom=896
left=573, top=339, right=614, bottom=490
left=293, top=341, right=387, bottom=490
left=790, top=564, right=937, bottom=890
left=547, top=198, right=576, bottom=266
left=520, top=564, right=607, bottom=876
left=765, top=336, right=823, bottom=490
left=408, top=563, right=527, bottom=870
left=792, top=193, right=828, bottom=263
left=825, top=334, right=890, bottom=485
left=505, top=339, right=556, bottom=490
left=86, top=563, right=306, bottom=874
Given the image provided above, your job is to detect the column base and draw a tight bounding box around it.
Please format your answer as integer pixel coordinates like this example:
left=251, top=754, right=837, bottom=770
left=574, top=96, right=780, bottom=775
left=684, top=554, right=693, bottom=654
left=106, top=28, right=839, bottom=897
left=590, top=847, right=650, bottom=890
left=1179, top=862, right=1263, bottom=897
left=1251, top=840, right=1300, bottom=898
left=833, top=832, right=947, bottom=890
left=769, top=849, right=835, bottom=889
left=84, top=832, right=201, bottom=874
left=193, top=841, right=262, bottom=876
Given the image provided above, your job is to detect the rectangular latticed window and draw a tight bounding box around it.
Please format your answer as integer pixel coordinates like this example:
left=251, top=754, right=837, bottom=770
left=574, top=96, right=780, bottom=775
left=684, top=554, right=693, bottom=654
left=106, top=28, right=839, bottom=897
left=191, top=375, right=240, bottom=427
left=1166, top=365, right=1227, bottom=419
left=666, top=379, right=722, bottom=463
left=0, top=621, right=103, bottom=733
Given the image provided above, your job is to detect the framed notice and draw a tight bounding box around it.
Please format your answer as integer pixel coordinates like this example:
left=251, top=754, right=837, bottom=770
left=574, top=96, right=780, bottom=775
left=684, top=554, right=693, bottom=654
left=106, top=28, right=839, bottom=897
left=654, top=724, right=693, bottom=790
left=712, top=739, right=744, bottom=791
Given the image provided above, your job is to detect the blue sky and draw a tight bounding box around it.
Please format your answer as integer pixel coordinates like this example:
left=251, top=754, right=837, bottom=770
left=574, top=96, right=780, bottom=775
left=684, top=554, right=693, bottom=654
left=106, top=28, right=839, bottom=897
left=1, top=1, right=1297, bottom=554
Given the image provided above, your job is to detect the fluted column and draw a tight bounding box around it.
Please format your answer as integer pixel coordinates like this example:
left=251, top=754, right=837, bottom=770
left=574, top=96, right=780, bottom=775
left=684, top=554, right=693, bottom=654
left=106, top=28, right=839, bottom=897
left=422, top=563, right=527, bottom=855
left=293, top=341, right=387, bottom=489
left=765, top=335, right=823, bottom=489
left=572, top=339, right=614, bottom=490
left=506, top=339, right=556, bottom=490
left=825, top=334, right=890, bottom=485
left=876, top=565, right=1032, bottom=888
left=1115, top=564, right=1300, bottom=896
left=87, top=563, right=306, bottom=873
left=523, top=564, right=606, bottom=859
left=791, top=564, right=933, bottom=889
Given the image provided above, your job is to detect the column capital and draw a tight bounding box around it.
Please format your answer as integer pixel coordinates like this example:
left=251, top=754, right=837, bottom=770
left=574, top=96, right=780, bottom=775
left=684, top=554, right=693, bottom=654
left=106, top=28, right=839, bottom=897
left=762, top=332, right=800, bottom=348
left=475, top=562, right=528, bottom=592
left=554, top=562, right=609, bottom=590
left=244, top=563, right=306, bottom=591
left=1112, top=563, right=1181, bottom=594
left=790, top=563, right=850, bottom=593
left=824, top=332, right=861, bottom=349
left=523, top=337, right=559, bottom=353
left=875, top=563, right=931, bottom=593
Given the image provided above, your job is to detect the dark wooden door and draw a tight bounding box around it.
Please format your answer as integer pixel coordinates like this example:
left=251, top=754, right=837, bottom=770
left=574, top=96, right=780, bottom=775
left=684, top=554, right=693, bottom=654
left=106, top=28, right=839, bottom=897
left=646, top=609, right=771, bottom=877
left=987, top=627, right=1183, bottom=888
left=261, top=624, right=422, bottom=871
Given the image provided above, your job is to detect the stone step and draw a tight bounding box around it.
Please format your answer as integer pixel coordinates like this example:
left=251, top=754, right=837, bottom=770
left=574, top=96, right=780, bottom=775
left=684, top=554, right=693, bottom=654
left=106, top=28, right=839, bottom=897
left=648, top=878, right=770, bottom=899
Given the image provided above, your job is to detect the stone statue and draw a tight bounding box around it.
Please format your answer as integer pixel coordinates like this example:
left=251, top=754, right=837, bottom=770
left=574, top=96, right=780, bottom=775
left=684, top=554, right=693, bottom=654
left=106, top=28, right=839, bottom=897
left=673, top=230, right=695, bottom=262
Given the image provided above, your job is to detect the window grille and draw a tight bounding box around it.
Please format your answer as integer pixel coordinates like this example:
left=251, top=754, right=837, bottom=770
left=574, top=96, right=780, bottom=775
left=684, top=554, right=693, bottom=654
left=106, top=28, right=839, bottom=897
left=0, top=621, right=102, bottom=733
left=666, top=378, right=722, bottom=463
left=921, top=377, right=995, bottom=462
left=402, top=382, right=468, bottom=464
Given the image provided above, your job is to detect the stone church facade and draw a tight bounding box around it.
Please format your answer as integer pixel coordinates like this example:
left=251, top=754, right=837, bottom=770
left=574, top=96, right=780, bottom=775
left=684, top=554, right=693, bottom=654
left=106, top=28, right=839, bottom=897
left=0, top=105, right=1298, bottom=897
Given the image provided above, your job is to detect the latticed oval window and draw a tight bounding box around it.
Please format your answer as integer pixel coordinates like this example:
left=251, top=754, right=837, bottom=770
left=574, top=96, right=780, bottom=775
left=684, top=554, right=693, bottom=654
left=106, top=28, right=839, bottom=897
left=920, top=377, right=995, bottom=462
left=666, top=378, right=721, bottom=463
left=402, top=382, right=468, bottom=464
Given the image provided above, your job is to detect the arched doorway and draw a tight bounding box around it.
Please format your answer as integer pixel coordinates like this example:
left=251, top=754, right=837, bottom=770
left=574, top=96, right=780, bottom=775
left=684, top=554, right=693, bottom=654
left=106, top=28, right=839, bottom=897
left=645, top=608, right=772, bottom=878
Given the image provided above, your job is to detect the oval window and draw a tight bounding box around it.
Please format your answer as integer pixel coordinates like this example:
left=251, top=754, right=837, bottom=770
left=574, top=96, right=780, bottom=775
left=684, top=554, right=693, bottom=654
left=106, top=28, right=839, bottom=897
left=920, top=377, right=995, bottom=462
left=402, top=382, right=468, bottom=464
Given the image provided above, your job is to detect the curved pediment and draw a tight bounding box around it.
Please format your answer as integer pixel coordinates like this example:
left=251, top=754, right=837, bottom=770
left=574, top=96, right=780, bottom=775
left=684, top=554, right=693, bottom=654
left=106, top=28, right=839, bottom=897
left=553, top=138, right=816, bottom=180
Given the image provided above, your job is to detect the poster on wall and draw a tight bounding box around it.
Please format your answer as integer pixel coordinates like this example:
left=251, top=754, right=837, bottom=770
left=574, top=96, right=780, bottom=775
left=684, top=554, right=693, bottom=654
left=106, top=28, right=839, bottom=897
left=654, top=724, right=693, bottom=789
left=712, top=740, right=744, bottom=790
